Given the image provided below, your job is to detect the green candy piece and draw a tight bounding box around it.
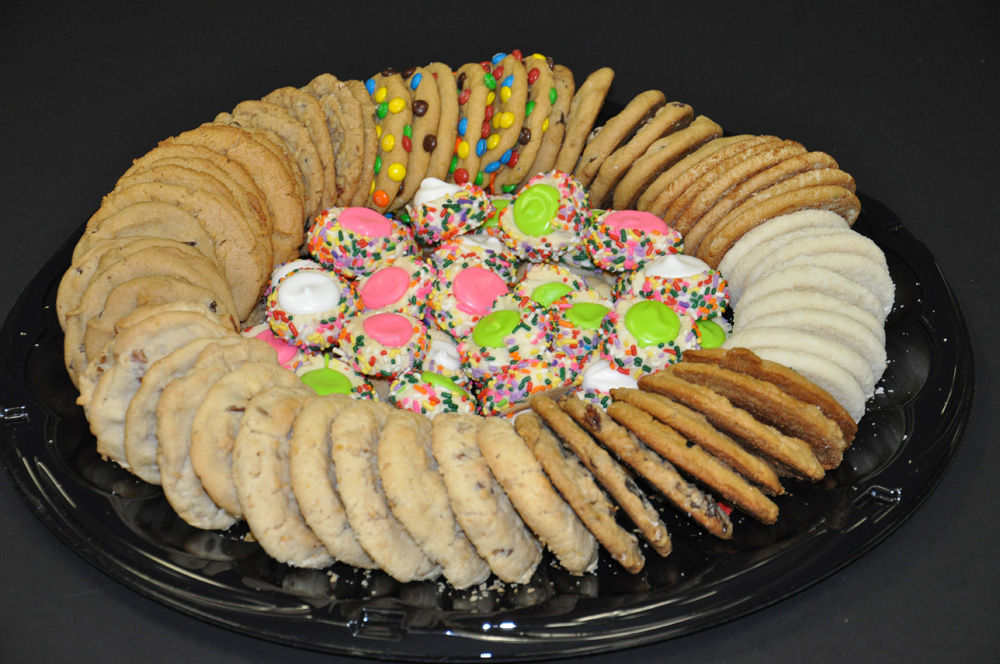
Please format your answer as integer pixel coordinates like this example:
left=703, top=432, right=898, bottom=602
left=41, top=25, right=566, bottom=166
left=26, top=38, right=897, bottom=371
left=512, top=183, right=559, bottom=236
left=565, top=302, right=610, bottom=330
left=624, top=300, right=680, bottom=348
left=421, top=370, right=469, bottom=398
left=472, top=309, right=520, bottom=347
left=301, top=368, right=353, bottom=396
left=530, top=281, right=573, bottom=307
left=483, top=198, right=509, bottom=229
left=696, top=318, right=727, bottom=349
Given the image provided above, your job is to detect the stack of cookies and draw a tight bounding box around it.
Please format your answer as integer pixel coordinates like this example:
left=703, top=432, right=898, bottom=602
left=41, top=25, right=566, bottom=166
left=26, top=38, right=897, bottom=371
left=52, top=50, right=891, bottom=588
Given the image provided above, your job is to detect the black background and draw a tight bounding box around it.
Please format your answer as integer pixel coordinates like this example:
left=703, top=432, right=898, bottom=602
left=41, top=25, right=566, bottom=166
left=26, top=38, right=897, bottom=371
left=2, top=2, right=997, bottom=662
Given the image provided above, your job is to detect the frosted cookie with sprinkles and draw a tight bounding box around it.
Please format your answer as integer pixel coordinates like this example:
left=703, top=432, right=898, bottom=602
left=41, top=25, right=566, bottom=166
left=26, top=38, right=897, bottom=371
left=295, top=352, right=376, bottom=399
left=493, top=53, right=555, bottom=192
left=498, top=170, right=589, bottom=262
left=586, top=209, right=683, bottom=273
left=615, top=253, right=729, bottom=323
left=406, top=177, right=494, bottom=245
left=514, top=412, right=644, bottom=573
left=431, top=413, right=542, bottom=584
left=423, top=328, right=470, bottom=386
left=377, top=409, right=490, bottom=588
left=332, top=400, right=442, bottom=582
left=458, top=292, right=551, bottom=384
left=233, top=385, right=334, bottom=568
left=354, top=254, right=434, bottom=320
left=387, top=369, right=477, bottom=418
left=549, top=288, right=612, bottom=369
left=429, top=260, right=510, bottom=340
left=600, top=296, right=699, bottom=379
left=573, top=358, right=638, bottom=410
left=266, top=265, right=353, bottom=350
left=479, top=358, right=577, bottom=417
left=307, top=206, right=414, bottom=279
left=478, top=52, right=528, bottom=184
left=365, top=71, right=412, bottom=212
left=477, top=416, right=598, bottom=575
left=529, top=395, right=672, bottom=556
left=288, top=393, right=378, bottom=569
left=429, top=230, right=520, bottom=284
left=337, top=310, right=428, bottom=379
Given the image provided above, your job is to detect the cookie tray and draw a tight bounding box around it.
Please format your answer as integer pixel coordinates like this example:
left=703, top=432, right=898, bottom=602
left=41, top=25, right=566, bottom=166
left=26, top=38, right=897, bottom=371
left=0, top=193, right=975, bottom=661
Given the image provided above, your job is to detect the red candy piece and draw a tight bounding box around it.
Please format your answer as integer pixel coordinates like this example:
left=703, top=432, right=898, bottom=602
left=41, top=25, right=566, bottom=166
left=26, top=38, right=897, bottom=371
left=458, top=89, right=471, bottom=105
left=512, top=49, right=523, bottom=61
left=493, top=65, right=504, bottom=80
left=527, top=67, right=540, bottom=84
left=484, top=105, right=494, bottom=121
left=402, top=135, right=412, bottom=153
left=507, top=150, right=520, bottom=168
left=453, top=168, right=469, bottom=185
left=481, top=120, right=490, bottom=139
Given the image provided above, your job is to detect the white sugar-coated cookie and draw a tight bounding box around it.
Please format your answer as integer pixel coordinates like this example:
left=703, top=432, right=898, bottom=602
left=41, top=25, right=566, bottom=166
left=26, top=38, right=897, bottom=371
left=736, top=265, right=886, bottom=324
left=734, top=290, right=885, bottom=345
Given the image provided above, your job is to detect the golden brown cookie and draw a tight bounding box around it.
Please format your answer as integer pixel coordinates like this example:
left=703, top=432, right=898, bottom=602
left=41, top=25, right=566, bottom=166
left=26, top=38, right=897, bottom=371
left=478, top=53, right=528, bottom=182
left=365, top=71, right=413, bottom=212
left=262, top=85, right=339, bottom=213
left=588, top=100, right=696, bottom=208
left=514, top=412, right=644, bottom=573
left=450, top=62, right=493, bottom=187
left=696, top=183, right=862, bottom=268
left=302, top=73, right=363, bottom=207
left=611, top=115, right=723, bottom=211
left=638, top=370, right=825, bottom=481
left=554, top=67, right=614, bottom=174
left=609, top=387, right=784, bottom=496
left=681, top=347, right=858, bottom=443
left=562, top=397, right=735, bottom=538
left=574, top=89, right=667, bottom=188
left=344, top=80, right=380, bottom=208
left=529, top=395, right=672, bottom=556
left=387, top=65, right=442, bottom=212
left=422, top=62, right=460, bottom=183
left=477, top=416, right=598, bottom=576
left=523, top=62, right=574, bottom=183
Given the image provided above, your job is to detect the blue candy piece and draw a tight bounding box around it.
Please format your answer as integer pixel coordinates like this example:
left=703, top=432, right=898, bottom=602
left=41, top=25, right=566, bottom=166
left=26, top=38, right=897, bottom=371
left=491, top=52, right=506, bottom=65
left=410, top=72, right=422, bottom=90
left=365, top=78, right=376, bottom=95
left=483, top=161, right=501, bottom=174
left=476, top=139, right=487, bottom=157
left=502, top=75, right=514, bottom=88
left=458, top=117, right=468, bottom=135
left=500, top=149, right=513, bottom=164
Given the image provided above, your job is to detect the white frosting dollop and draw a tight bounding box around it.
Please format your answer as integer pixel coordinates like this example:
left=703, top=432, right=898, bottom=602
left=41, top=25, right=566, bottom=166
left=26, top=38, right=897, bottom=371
left=427, top=335, right=462, bottom=372
left=412, top=177, right=463, bottom=209
left=270, top=259, right=323, bottom=291
left=276, top=270, right=342, bottom=315
left=456, top=233, right=507, bottom=253
left=643, top=253, right=711, bottom=279
left=581, top=359, right=639, bottom=393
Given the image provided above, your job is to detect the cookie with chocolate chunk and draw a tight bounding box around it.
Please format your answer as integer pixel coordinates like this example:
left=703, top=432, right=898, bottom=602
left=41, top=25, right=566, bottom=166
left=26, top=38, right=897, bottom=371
left=388, top=65, right=441, bottom=212
left=302, top=74, right=364, bottom=207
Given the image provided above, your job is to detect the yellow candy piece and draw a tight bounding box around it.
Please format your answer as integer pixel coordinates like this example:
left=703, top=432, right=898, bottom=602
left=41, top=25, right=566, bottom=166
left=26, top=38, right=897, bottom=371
left=542, top=117, right=550, bottom=133
left=531, top=52, right=546, bottom=60
left=374, top=86, right=388, bottom=103
left=500, top=86, right=511, bottom=103
left=388, top=163, right=406, bottom=182
left=457, top=140, right=470, bottom=159
left=499, top=111, right=515, bottom=129
left=486, top=91, right=496, bottom=106
left=388, top=96, right=406, bottom=114
left=491, top=113, right=501, bottom=129
left=381, top=133, right=395, bottom=152
left=487, top=134, right=500, bottom=150
left=370, top=179, right=376, bottom=194
left=376, top=124, right=382, bottom=138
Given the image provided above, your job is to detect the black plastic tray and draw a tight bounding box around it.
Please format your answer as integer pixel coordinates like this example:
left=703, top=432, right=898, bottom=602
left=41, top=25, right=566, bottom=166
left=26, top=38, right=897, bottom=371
left=0, top=192, right=975, bottom=662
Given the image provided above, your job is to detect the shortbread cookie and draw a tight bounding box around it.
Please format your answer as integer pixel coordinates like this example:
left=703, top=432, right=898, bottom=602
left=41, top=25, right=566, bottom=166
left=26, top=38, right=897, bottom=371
left=365, top=71, right=412, bottom=212
left=697, top=184, right=862, bottom=268
left=123, top=335, right=246, bottom=484
left=189, top=361, right=303, bottom=517
left=165, top=122, right=306, bottom=265
left=563, top=397, right=734, bottom=537
left=423, top=62, right=460, bottom=182
left=641, top=135, right=776, bottom=217
left=83, top=309, right=237, bottom=468
left=262, top=85, right=339, bottom=213
left=638, top=371, right=825, bottom=481
left=287, top=393, right=378, bottom=569
left=232, top=385, right=333, bottom=568
left=668, top=362, right=848, bottom=470
left=493, top=53, right=555, bottom=190
left=612, top=115, right=723, bottom=211
left=514, top=412, right=644, bottom=573
left=524, top=62, right=575, bottom=183
left=477, top=416, right=598, bottom=576
left=554, top=67, right=614, bottom=174
left=574, top=89, right=667, bottom=188
left=387, top=65, right=442, bottom=212
left=333, top=400, right=442, bottom=582
left=155, top=338, right=278, bottom=529
left=589, top=100, right=696, bottom=207
left=377, top=408, right=490, bottom=588
left=736, top=265, right=886, bottom=324
left=431, top=412, right=542, bottom=584
left=344, top=80, right=380, bottom=208
left=609, top=387, right=784, bottom=496
left=683, top=346, right=860, bottom=440
left=529, top=395, right=672, bottom=556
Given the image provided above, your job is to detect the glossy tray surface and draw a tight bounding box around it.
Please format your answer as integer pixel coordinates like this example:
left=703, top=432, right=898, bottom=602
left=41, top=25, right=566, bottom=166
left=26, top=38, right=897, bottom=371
left=0, top=193, right=974, bottom=662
